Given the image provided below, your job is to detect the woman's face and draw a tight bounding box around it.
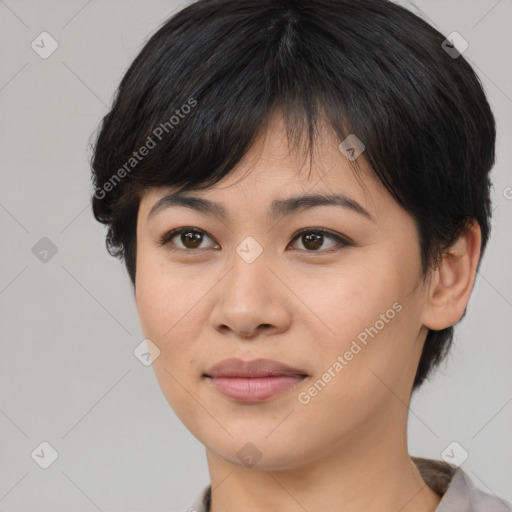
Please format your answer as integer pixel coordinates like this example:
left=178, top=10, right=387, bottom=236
left=135, top=113, right=431, bottom=470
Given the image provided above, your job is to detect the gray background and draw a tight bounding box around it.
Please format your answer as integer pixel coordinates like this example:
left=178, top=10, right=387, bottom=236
left=0, top=0, right=511, bottom=510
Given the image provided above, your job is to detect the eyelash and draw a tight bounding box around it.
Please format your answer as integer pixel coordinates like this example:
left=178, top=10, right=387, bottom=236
left=158, top=226, right=351, bottom=254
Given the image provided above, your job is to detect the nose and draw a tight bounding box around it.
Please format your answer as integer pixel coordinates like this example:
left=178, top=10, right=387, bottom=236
left=208, top=247, right=293, bottom=340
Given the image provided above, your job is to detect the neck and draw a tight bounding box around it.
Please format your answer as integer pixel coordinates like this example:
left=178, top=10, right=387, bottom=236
left=205, top=419, right=441, bottom=512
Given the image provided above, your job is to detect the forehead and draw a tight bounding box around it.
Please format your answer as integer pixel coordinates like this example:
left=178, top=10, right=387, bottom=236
left=139, top=111, right=387, bottom=220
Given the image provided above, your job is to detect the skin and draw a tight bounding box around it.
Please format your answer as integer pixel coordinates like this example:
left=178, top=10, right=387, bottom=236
left=134, top=110, right=481, bottom=512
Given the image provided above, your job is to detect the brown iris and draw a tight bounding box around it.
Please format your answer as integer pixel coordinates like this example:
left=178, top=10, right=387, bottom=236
left=301, top=232, right=323, bottom=250
left=180, top=230, right=203, bottom=248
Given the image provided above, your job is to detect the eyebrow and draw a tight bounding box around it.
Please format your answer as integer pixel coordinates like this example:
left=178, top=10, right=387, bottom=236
left=148, top=191, right=374, bottom=222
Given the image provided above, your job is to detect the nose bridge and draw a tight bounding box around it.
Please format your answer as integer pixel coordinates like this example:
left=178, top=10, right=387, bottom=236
left=227, top=233, right=272, bottom=299
left=210, top=233, right=291, bottom=337
left=235, top=234, right=266, bottom=266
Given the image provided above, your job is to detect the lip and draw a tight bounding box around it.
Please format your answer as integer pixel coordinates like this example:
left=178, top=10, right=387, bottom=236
left=203, top=358, right=308, bottom=402
left=204, top=358, right=307, bottom=378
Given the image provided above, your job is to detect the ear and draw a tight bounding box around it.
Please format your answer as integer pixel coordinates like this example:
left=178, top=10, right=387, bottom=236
left=421, top=220, right=482, bottom=331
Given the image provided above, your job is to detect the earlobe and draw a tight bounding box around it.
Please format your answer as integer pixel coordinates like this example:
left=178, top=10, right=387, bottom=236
left=421, top=220, right=482, bottom=331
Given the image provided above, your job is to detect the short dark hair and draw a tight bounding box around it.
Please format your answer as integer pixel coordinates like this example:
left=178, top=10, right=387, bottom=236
left=90, top=0, right=496, bottom=390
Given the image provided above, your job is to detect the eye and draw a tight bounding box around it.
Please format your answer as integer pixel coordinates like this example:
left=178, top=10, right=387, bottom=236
left=158, top=227, right=218, bottom=251
left=288, top=227, right=350, bottom=252
left=158, top=226, right=350, bottom=253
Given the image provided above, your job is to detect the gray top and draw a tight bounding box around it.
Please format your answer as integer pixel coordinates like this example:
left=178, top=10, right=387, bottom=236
left=186, top=458, right=511, bottom=512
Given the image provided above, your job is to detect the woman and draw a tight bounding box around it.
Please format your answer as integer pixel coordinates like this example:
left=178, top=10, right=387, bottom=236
left=90, top=0, right=510, bottom=510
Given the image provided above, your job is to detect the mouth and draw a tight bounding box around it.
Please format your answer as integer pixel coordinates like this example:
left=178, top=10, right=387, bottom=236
left=203, top=358, right=308, bottom=402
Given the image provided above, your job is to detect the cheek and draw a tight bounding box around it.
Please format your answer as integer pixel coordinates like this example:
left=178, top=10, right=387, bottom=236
left=135, top=253, right=168, bottom=340
left=135, top=246, right=203, bottom=341
left=134, top=247, right=218, bottom=399
left=135, top=249, right=205, bottom=423
left=134, top=249, right=194, bottom=390
left=307, top=251, right=422, bottom=392
left=309, top=260, right=402, bottom=347
left=295, top=298, right=414, bottom=435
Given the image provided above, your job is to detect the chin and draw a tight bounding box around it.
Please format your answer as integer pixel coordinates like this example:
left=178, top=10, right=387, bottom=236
left=204, top=431, right=314, bottom=471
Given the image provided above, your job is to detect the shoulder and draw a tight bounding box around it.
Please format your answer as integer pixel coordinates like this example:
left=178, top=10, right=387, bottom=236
left=413, top=457, right=512, bottom=512
left=182, top=484, right=211, bottom=512
left=440, top=469, right=511, bottom=512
